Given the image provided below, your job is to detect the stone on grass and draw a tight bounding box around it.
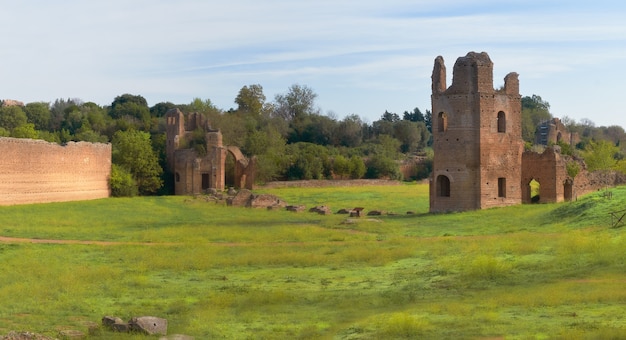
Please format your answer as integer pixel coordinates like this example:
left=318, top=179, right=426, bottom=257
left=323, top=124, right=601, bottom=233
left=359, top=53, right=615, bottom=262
left=129, top=316, right=168, bottom=336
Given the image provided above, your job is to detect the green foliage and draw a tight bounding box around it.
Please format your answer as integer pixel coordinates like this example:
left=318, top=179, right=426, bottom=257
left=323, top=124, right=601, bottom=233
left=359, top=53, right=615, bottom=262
left=349, top=155, right=366, bottom=179
left=0, top=105, right=28, bottom=132
left=23, top=102, right=51, bottom=130
left=566, top=161, right=581, bottom=178
left=109, top=94, right=151, bottom=130
left=112, top=129, right=163, bottom=195
left=273, top=84, right=319, bottom=121
left=285, top=142, right=331, bottom=180
left=11, top=123, right=38, bottom=139
left=109, top=164, right=138, bottom=197
left=366, top=154, right=402, bottom=180
left=235, top=84, right=266, bottom=116
left=583, top=140, right=618, bottom=171
left=521, top=94, right=552, bottom=142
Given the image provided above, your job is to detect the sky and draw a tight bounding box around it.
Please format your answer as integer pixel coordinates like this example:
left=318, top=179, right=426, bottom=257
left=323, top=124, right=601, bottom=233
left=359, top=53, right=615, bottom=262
left=1, top=0, right=625, bottom=128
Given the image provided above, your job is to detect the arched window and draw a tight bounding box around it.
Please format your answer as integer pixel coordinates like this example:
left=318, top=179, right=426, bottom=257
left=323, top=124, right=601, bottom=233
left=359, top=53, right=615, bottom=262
left=436, top=175, right=450, bottom=197
left=497, top=111, right=506, bottom=133
left=438, top=112, right=448, bottom=132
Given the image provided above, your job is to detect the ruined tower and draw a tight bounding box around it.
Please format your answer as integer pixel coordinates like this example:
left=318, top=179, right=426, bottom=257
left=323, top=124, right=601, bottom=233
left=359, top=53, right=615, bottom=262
left=430, top=52, right=523, bottom=212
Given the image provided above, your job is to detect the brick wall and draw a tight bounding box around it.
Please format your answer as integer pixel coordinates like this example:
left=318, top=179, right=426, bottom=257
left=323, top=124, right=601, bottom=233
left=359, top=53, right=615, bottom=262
left=0, top=137, right=111, bottom=205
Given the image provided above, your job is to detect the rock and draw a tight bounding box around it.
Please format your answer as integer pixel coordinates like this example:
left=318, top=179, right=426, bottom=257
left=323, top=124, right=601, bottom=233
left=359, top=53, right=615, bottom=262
left=57, top=330, right=85, bottom=339
left=111, top=322, right=130, bottom=333
left=249, top=194, right=286, bottom=208
left=102, top=316, right=124, bottom=327
left=0, top=331, right=55, bottom=340
left=286, top=205, right=306, bottom=212
left=367, top=210, right=384, bottom=216
left=159, top=335, right=195, bottom=340
left=129, top=316, right=168, bottom=336
left=406, top=211, right=416, bottom=215
left=336, top=208, right=351, bottom=214
left=226, top=189, right=253, bottom=206
left=227, top=187, right=237, bottom=195
left=309, top=205, right=332, bottom=215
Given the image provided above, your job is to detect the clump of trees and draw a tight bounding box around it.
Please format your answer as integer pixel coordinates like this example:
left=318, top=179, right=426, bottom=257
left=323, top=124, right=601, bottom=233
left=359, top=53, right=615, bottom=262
left=0, top=85, right=433, bottom=196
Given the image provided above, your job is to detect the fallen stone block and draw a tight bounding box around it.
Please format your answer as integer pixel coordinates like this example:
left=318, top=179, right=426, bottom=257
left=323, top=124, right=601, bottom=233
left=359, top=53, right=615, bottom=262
left=129, top=316, right=168, bottom=336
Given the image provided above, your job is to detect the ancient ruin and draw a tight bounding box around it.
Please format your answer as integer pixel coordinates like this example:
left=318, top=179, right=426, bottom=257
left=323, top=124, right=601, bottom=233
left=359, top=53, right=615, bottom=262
left=0, top=137, right=111, bottom=205
left=535, top=117, right=580, bottom=147
left=429, top=52, right=605, bottom=212
left=430, top=52, right=524, bottom=212
left=165, top=108, right=254, bottom=195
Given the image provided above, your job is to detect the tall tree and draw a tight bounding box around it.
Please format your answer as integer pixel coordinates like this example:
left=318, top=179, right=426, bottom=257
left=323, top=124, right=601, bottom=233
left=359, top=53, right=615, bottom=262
left=235, top=84, right=266, bottom=117
left=23, top=102, right=51, bottom=131
left=112, top=129, right=163, bottom=195
left=273, top=84, right=319, bottom=121
left=403, top=107, right=424, bottom=122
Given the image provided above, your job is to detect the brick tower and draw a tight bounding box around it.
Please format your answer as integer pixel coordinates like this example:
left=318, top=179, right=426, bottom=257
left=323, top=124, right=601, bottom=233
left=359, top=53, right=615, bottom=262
left=429, top=52, right=523, bottom=212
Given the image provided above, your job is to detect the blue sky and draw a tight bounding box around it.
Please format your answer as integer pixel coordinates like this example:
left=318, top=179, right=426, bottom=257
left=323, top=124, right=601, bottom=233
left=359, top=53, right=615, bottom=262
left=1, top=0, right=625, bottom=127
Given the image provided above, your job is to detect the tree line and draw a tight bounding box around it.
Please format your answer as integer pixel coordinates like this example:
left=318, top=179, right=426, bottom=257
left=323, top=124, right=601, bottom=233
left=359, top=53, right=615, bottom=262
left=1, top=86, right=623, bottom=196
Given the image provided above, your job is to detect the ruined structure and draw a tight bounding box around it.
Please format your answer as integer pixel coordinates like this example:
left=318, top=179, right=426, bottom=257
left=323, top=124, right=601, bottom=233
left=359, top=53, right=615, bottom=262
left=535, top=117, right=580, bottom=147
left=165, top=108, right=254, bottom=195
left=0, top=137, right=111, bottom=205
left=430, top=52, right=524, bottom=212
left=429, top=52, right=613, bottom=212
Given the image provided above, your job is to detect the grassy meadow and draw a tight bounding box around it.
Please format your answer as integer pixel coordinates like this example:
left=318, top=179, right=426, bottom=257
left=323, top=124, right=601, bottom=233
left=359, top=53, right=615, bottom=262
left=0, top=183, right=625, bottom=339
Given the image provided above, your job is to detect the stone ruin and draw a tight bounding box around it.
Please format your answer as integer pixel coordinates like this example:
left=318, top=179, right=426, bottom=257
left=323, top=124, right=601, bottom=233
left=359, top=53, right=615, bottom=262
left=429, top=51, right=624, bottom=212
left=165, top=108, right=255, bottom=195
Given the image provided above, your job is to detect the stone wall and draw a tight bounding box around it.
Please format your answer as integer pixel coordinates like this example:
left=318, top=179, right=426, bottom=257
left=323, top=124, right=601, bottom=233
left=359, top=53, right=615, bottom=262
left=0, top=137, right=111, bottom=205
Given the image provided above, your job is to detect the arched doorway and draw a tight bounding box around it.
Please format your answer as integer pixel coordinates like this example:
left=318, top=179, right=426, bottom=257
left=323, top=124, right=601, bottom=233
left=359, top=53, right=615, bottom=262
left=436, top=175, right=450, bottom=197
left=225, top=152, right=236, bottom=188
left=529, top=179, right=541, bottom=203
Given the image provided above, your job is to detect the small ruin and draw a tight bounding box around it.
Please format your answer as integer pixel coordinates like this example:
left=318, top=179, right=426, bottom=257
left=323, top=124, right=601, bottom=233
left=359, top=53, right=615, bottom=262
left=165, top=108, right=255, bottom=195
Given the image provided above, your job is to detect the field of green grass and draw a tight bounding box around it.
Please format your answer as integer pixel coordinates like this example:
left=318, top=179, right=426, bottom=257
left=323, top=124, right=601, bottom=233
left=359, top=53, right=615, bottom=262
left=0, top=183, right=625, bottom=339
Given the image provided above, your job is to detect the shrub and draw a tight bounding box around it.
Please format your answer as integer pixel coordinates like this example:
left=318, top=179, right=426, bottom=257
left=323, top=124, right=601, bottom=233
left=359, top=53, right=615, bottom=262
left=110, top=164, right=138, bottom=197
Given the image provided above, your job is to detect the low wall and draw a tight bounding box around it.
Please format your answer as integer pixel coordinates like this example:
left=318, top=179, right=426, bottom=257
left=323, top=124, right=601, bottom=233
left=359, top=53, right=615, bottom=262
left=0, top=137, right=111, bottom=205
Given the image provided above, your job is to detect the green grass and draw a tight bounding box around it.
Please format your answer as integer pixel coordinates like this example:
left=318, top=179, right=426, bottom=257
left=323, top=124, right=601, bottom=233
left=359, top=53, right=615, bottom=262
left=0, top=183, right=625, bottom=338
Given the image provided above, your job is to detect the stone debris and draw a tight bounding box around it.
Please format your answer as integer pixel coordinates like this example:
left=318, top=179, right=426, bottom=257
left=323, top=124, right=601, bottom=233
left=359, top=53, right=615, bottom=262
left=129, top=316, right=168, bottom=336
left=309, top=205, right=332, bottom=215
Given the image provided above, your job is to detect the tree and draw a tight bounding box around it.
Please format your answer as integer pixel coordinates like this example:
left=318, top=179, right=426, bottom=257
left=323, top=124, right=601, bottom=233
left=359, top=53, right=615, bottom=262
left=424, top=110, right=432, bottom=133
left=273, top=84, right=319, bottom=121
left=23, top=102, right=51, bottom=131
left=11, top=123, right=39, bottom=139
left=109, top=164, right=138, bottom=197
left=403, top=107, right=424, bottom=122
left=112, top=129, right=163, bottom=195
left=0, top=105, right=28, bottom=133
left=235, top=84, right=266, bottom=116
left=582, top=140, right=618, bottom=172
left=109, top=94, right=151, bottom=131
left=335, top=114, right=364, bottom=147
left=150, top=101, right=177, bottom=118
left=521, top=95, right=552, bottom=142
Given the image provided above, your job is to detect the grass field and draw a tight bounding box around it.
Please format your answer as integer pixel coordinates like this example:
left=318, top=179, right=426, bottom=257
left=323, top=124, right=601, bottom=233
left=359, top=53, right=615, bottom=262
left=0, top=183, right=625, bottom=339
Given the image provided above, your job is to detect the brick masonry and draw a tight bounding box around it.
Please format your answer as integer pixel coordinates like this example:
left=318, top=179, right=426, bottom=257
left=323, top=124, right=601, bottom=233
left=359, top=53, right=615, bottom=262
left=0, top=137, right=111, bottom=205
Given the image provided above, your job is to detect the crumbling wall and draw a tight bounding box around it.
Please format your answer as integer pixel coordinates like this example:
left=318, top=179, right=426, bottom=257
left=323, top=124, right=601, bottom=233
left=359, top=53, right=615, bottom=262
left=521, top=148, right=570, bottom=203
left=0, top=137, right=111, bottom=205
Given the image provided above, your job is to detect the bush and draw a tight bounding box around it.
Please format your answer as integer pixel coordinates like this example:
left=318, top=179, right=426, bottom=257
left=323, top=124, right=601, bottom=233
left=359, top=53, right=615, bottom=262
left=110, top=164, right=138, bottom=197
left=365, top=155, right=402, bottom=180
